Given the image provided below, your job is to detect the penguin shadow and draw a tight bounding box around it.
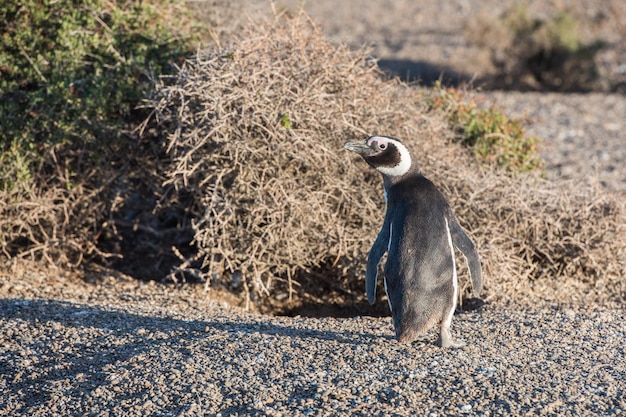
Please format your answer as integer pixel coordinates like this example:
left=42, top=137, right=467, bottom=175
left=458, top=297, right=486, bottom=312
left=278, top=294, right=485, bottom=319
left=280, top=295, right=488, bottom=348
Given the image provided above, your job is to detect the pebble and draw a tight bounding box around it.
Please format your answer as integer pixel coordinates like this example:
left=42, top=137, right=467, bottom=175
left=1, top=297, right=625, bottom=416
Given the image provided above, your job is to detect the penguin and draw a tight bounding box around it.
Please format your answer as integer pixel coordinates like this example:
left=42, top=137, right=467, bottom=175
left=344, top=135, right=482, bottom=348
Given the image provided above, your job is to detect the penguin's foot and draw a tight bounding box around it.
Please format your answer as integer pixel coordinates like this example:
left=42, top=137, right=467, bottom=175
left=437, top=328, right=466, bottom=349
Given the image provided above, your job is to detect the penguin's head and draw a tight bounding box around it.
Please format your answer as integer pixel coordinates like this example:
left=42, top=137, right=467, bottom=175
left=344, top=135, right=413, bottom=177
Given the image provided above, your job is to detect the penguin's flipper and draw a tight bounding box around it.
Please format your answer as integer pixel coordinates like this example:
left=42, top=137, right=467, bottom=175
left=365, top=213, right=391, bottom=305
left=448, top=215, right=482, bottom=296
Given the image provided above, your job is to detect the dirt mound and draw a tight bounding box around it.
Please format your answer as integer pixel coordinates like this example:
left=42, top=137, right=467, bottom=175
left=145, top=14, right=625, bottom=310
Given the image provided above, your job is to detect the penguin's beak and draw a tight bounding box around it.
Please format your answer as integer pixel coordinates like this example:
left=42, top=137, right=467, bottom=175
left=344, top=140, right=375, bottom=156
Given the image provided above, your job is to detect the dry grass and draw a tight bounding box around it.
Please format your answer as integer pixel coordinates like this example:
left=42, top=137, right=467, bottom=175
left=0, top=184, right=104, bottom=268
left=438, top=166, right=626, bottom=306
left=145, top=13, right=625, bottom=308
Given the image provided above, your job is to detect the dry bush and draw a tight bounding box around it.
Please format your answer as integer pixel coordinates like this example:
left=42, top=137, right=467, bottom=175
left=145, top=14, right=440, bottom=305
left=0, top=184, right=104, bottom=267
left=436, top=164, right=626, bottom=306
left=146, top=14, right=625, bottom=308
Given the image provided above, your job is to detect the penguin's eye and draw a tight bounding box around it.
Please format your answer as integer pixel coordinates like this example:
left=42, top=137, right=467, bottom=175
left=378, top=143, right=387, bottom=150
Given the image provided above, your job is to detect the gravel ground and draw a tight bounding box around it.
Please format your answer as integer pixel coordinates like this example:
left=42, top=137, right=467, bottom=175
left=480, top=91, right=626, bottom=193
left=2, top=1, right=625, bottom=416
left=1, top=275, right=625, bottom=417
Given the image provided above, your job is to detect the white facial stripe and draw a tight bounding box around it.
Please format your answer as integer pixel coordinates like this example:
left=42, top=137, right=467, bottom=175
left=376, top=138, right=412, bottom=177
left=443, top=217, right=458, bottom=329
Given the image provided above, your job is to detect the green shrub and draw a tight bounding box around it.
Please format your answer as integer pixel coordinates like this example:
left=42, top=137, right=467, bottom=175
left=427, top=82, right=542, bottom=173
left=0, top=0, right=192, bottom=191
left=0, top=0, right=196, bottom=266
